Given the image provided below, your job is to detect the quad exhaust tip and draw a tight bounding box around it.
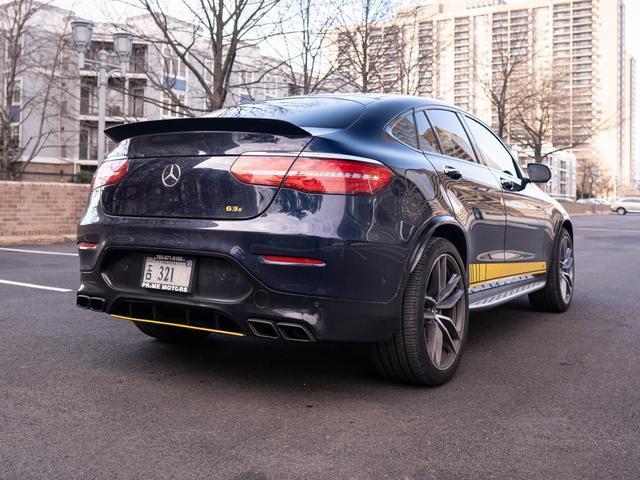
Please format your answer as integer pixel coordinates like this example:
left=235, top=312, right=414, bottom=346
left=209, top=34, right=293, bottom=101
left=247, top=319, right=279, bottom=339
left=77, top=294, right=105, bottom=312
left=247, top=319, right=315, bottom=342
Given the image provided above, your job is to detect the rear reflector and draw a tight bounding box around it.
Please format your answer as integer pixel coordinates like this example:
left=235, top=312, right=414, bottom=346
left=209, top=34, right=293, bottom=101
left=91, top=159, right=128, bottom=190
left=77, top=242, right=97, bottom=250
left=261, top=255, right=326, bottom=267
left=230, top=155, right=392, bottom=195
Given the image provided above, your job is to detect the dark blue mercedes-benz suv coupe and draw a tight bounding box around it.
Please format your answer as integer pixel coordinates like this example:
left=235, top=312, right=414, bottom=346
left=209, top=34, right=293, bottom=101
left=76, top=94, right=574, bottom=385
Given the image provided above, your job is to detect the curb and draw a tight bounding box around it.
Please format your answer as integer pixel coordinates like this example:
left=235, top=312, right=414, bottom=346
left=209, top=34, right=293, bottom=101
left=0, top=234, right=76, bottom=246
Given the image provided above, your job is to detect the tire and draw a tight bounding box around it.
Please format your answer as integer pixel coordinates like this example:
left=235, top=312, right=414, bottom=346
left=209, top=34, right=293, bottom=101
left=617, top=207, right=626, bottom=215
left=372, top=237, right=469, bottom=386
left=133, top=320, right=210, bottom=344
left=529, top=227, right=574, bottom=313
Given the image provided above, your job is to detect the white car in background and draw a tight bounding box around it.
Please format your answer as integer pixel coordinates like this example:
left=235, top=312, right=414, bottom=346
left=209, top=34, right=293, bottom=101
left=610, top=198, right=640, bottom=215
left=577, top=198, right=611, bottom=206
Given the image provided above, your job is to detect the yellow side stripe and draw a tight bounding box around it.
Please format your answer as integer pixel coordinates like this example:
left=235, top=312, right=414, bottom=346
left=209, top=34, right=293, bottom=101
left=469, top=269, right=547, bottom=288
left=469, top=261, right=547, bottom=286
left=111, top=314, right=245, bottom=337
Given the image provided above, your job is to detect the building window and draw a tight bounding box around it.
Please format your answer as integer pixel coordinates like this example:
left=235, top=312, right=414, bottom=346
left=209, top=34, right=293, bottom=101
left=129, top=87, right=144, bottom=117
left=11, top=79, right=21, bottom=104
left=79, top=129, right=88, bottom=160
left=10, top=125, right=20, bottom=151
left=162, top=45, right=186, bottom=79
left=80, top=81, right=93, bottom=115
left=162, top=93, right=186, bottom=117
left=130, top=45, right=147, bottom=74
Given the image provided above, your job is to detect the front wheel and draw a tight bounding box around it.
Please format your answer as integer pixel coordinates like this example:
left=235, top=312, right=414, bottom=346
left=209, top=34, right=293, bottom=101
left=372, top=237, right=468, bottom=386
left=529, top=228, right=574, bottom=312
left=617, top=207, right=627, bottom=215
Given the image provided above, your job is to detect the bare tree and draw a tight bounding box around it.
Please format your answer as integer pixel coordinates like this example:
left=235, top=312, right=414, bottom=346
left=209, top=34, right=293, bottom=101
left=123, top=0, right=283, bottom=115
left=0, top=0, right=70, bottom=180
left=509, top=72, right=602, bottom=164
left=479, top=21, right=530, bottom=139
left=392, top=13, right=428, bottom=95
left=270, top=0, right=340, bottom=95
left=332, top=0, right=393, bottom=93
left=576, top=157, right=613, bottom=199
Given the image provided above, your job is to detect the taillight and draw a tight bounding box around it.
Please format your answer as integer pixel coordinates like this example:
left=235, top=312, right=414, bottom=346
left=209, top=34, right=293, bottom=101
left=284, top=157, right=393, bottom=194
left=230, top=156, right=295, bottom=187
left=230, top=155, right=393, bottom=195
left=91, top=159, right=128, bottom=190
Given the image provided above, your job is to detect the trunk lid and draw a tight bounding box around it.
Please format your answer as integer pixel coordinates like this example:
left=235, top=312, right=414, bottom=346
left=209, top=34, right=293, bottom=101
left=101, top=120, right=311, bottom=220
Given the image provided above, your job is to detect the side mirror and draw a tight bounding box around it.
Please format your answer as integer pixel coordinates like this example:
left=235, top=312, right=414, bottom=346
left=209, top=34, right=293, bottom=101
left=526, top=163, right=551, bottom=183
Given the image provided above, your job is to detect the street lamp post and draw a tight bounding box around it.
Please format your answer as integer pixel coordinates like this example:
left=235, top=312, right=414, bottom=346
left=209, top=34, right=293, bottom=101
left=70, top=21, right=133, bottom=166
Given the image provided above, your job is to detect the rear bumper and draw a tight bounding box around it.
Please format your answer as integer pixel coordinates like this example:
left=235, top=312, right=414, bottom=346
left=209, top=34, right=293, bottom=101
left=77, top=249, right=402, bottom=342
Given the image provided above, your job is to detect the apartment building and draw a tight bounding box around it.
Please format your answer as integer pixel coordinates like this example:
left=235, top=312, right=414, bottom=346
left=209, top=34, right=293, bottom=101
left=331, top=0, right=636, bottom=195
left=2, top=3, right=290, bottom=181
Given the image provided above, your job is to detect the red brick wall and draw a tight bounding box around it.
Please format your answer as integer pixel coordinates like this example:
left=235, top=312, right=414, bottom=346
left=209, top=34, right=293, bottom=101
left=0, top=181, right=90, bottom=237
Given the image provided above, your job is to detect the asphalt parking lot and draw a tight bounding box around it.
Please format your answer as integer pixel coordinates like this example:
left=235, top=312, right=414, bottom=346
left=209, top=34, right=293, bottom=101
left=1, top=214, right=639, bottom=479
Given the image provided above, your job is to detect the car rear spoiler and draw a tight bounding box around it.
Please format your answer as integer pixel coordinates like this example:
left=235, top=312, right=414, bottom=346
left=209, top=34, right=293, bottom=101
left=105, top=117, right=311, bottom=142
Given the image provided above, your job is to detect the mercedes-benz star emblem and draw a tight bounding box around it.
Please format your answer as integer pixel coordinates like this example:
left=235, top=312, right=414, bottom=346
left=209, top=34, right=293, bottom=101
left=161, top=164, right=181, bottom=187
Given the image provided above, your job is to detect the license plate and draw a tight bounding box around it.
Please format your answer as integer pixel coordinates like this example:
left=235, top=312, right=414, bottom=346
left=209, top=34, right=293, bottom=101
left=141, top=255, right=194, bottom=293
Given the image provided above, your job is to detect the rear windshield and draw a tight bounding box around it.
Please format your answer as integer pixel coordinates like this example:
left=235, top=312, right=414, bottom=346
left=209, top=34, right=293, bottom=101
left=209, top=97, right=365, bottom=129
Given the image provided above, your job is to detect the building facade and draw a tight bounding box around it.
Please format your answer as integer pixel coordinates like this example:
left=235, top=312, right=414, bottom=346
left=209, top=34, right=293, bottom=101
left=330, top=0, right=637, bottom=196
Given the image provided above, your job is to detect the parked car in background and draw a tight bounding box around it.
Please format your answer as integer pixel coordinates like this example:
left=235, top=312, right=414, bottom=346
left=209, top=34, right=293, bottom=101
left=577, top=198, right=610, bottom=206
left=610, top=198, right=640, bottom=215
left=76, top=94, right=574, bottom=386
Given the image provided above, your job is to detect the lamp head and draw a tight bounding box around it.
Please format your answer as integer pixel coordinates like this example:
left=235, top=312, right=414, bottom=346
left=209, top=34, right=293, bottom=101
left=113, top=32, right=133, bottom=63
left=71, top=20, right=94, bottom=53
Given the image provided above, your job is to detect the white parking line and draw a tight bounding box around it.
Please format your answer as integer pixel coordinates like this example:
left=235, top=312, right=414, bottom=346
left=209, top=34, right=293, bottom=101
left=0, top=247, right=78, bottom=256
left=0, top=279, right=72, bottom=292
left=575, top=227, right=640, bottom=233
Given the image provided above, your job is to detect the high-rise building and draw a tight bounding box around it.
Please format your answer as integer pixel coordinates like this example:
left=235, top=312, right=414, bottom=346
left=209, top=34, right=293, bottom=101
left=331, top=0, right=636, bottom=195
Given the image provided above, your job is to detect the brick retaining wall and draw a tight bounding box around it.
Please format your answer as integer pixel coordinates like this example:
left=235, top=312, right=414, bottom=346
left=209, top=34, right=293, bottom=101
left=0, top=181, right=90, bottom=238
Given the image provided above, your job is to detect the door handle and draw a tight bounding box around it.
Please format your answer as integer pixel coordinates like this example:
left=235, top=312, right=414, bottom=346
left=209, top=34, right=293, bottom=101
left=444, top=165, right=462, bottom=180
left=500, top=177, right=515, bottom=190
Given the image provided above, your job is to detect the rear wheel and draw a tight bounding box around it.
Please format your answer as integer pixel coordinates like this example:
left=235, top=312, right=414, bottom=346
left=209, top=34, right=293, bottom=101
left=617, top=207, right=626, bottom=215
left=133, top=321, right=210, bottom=344
left=372, top=238, right=468, bottom=386
left=529, top=227, right=574, bottom=312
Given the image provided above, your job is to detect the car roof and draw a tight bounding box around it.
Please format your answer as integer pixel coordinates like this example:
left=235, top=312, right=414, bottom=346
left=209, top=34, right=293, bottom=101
left=205, top=94, right=473, bottom=133
left=236, top=93, right=459, bottom=110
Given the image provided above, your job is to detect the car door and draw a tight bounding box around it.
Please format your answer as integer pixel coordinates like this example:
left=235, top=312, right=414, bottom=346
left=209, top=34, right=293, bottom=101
left=628, top=198, right=640, bottom=213
left=416, top=108, right=507, bottom=288
left=462, top=115, right=548, bottom=273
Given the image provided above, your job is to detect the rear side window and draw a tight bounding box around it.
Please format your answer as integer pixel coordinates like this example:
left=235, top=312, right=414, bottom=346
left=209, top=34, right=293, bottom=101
left=415, top=111, right=440, bottom=153
left=388, top=112, right=419, bottom=149
left=426, top=109, right=476, bottom=162
left=209, top=97, right=365, bottom=129
left=464, top=116, right=517, bottom=177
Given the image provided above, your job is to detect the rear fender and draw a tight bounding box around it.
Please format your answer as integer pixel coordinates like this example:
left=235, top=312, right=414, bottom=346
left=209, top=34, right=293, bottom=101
left=407, top=216, right=469, bottom=273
